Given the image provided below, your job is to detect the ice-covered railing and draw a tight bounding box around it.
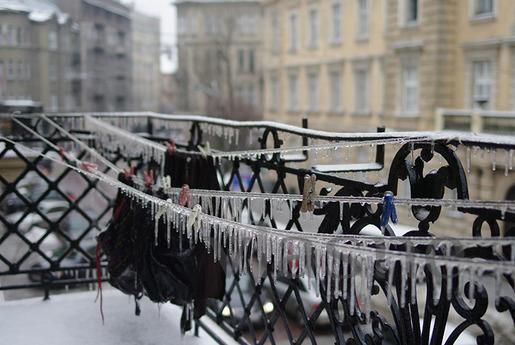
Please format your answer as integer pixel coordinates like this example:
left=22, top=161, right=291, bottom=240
left=21, top=112, right=515, bottom=147
left=33, top=114, right=514, bottom=215
left=5, top=138, right=515, bottom=322
left=30, top=113, right=515, bottom=174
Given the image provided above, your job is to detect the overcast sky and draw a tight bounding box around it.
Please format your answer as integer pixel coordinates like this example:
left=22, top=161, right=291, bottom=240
left=121, top=0, right=177, bottom=73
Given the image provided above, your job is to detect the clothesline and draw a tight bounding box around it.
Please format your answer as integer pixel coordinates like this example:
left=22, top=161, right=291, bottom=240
left=5, top=137, right=514, bottom=257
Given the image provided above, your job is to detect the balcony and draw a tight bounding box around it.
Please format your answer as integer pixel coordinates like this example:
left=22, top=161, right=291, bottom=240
left=437, top=108, right=515, bottom=135
left=1, top=113, right=514, bottom=345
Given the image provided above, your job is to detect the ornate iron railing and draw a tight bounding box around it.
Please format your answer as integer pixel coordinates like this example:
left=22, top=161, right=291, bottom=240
left=0, top=113, right=514, bottom=345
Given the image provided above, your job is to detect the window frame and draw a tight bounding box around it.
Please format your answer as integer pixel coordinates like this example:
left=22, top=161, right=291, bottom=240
left=307, top=71, right=319, bottom=112
left=288, top=11, right=299, bottom=53
left=329, top=69, right=342, bottom=113
left=400, top=64, right=419, bottom=116
left=353, top=67, right=369, bottom=114
left=471, top=59, right=493, bottom=109
left=331, top=1, right=343, bottom=44
left=288, top=73, right=299, bottom=112
left=307, top=7, right=319, bottom=49
left=355, top=0, right=369, bottom=41
left=470, top=0, right=496, bottom=21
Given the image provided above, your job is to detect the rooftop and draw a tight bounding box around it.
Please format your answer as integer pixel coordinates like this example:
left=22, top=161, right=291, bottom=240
left=0, top=0, right=69, bottom=23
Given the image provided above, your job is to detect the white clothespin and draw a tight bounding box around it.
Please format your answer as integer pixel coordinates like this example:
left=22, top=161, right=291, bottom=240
left=301, top=174, right=317, bottom=213
left=197, top=142, right=211, bottom=158
left=187, top=204, right=202, bottom=232
left=161, top=175, right=172, bottom=192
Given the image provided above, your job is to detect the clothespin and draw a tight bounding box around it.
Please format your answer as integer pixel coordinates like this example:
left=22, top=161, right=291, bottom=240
left=58, top=145, right=66, bottom=161
left=197, top=142, right=211, bottom=158
left=166, top=139, right=176, bottom=156
left=179, top=184, right=190, bottom=206
left=123, top=166, right=135, bottom=178
left=380, top=191, right=398, bottom=232
left=80, top=161, right=98, bottom=172
left=187, top=204, right=202, bottom=232
left=161, top=175, right=172, bottom=191
left=300, top=174, right=317, bottom=213
left=144, top=169, right=154, bottom=188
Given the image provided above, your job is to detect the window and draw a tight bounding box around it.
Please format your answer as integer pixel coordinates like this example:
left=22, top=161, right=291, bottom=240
left=270, top=76, right=279, bottom=112
left=117, top=31, right=126, bottom=46
left=7, top=60, right=15, bottom=80
left=25, top=62, right=31, bottom=80
left=8, top=25, right=17, bottom=46
left=205, top=15, right=214, bottom=34
left=49, top=95, right=59, bottom=112
left=288, top=12, right=298, bottom=53
left=474, top=0, right=494, bottom=17
left=49, top=63, right=57, bottom=81
left=48, top=31, right=58, bottom=51
left=271, top=12, right=280, bottom=54
left=472, top=60, right=492, bottom=108
left=354, top=69, right=368, bottom=113
left=248, top=84, right=256, bottom=106
left=307, top=72, right=319, bottom=112
left=356, top=0, right=369, bottom=39
left=331, top=2, right=342, bottom=43
left=238, top=49, right=245, bottom=72
left=330, top=71, right=342, bottom=112
left=16, top=61, right=23, bottom=80
left=401, top=65, right=418, bottom=114
left=288, top=74, right=299, bottom=111
left=249, top=50, right=255, bottom=74
left=308, top=8, right=318, bottom=49
left=403, top=0, right=419, bottom=25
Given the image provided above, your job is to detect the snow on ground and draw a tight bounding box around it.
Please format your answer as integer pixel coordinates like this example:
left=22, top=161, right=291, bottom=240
left=0, top=289, right=236, bottom=345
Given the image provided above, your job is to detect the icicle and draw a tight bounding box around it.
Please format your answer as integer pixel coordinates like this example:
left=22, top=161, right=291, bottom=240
left=266, top=234, right=272, bottom=263
left=509, top=149, right=514, bottom=171
left=339, top=201, right=344, bottom=221
left=333, top=250, right=341, bottom=299
left=326, top=248, right=333, bottom=302
left=400, top=257, right=407, bottom=308
left=468, top=266, right=476, bottom=302
left=505, top=150, right=510, bottom=176
left=342, top=253, right=348, bottom=301
left=299, top=240, right=306, bottom=278
left=492, top=149, right=497, bottom=171
left=349, top=254, right=356, bottom=315
left=410, top=261, right=417, bottom=304
left=466, top=147, right=471, bottom=174
left=315, top=245, right=321, bottom=297
left=386, top=259, right=395, bottom=306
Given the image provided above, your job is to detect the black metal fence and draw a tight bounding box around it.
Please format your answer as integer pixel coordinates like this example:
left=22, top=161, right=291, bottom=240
left=0, top=114, right=514, bottom=344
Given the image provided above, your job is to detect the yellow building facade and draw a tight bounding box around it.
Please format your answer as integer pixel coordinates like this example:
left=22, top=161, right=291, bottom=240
left=263, top=0, right=515, bottom=235
left=264, top=0, right=515, bottom=132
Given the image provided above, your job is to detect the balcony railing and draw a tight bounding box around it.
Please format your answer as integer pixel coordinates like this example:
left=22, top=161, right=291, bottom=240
left=437, top=108, right=515, bottom=135
left=1, top=113, right=514, bottom=345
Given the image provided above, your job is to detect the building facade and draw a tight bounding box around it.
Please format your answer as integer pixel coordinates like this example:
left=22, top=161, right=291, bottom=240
left=54, top=0, right=132, bottom=112
left=263, top=0, right=387, bottom=131
left=131, top=9, right=160, bottom=112
left=175, top=0, right=263, bottom=120
left=0, top=0, right=80, bottom=112
left=263, top=0, right=515, bottom=234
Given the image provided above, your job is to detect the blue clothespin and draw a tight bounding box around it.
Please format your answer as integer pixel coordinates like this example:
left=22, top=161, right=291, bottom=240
left=381, top=191, right=398, bottom=232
